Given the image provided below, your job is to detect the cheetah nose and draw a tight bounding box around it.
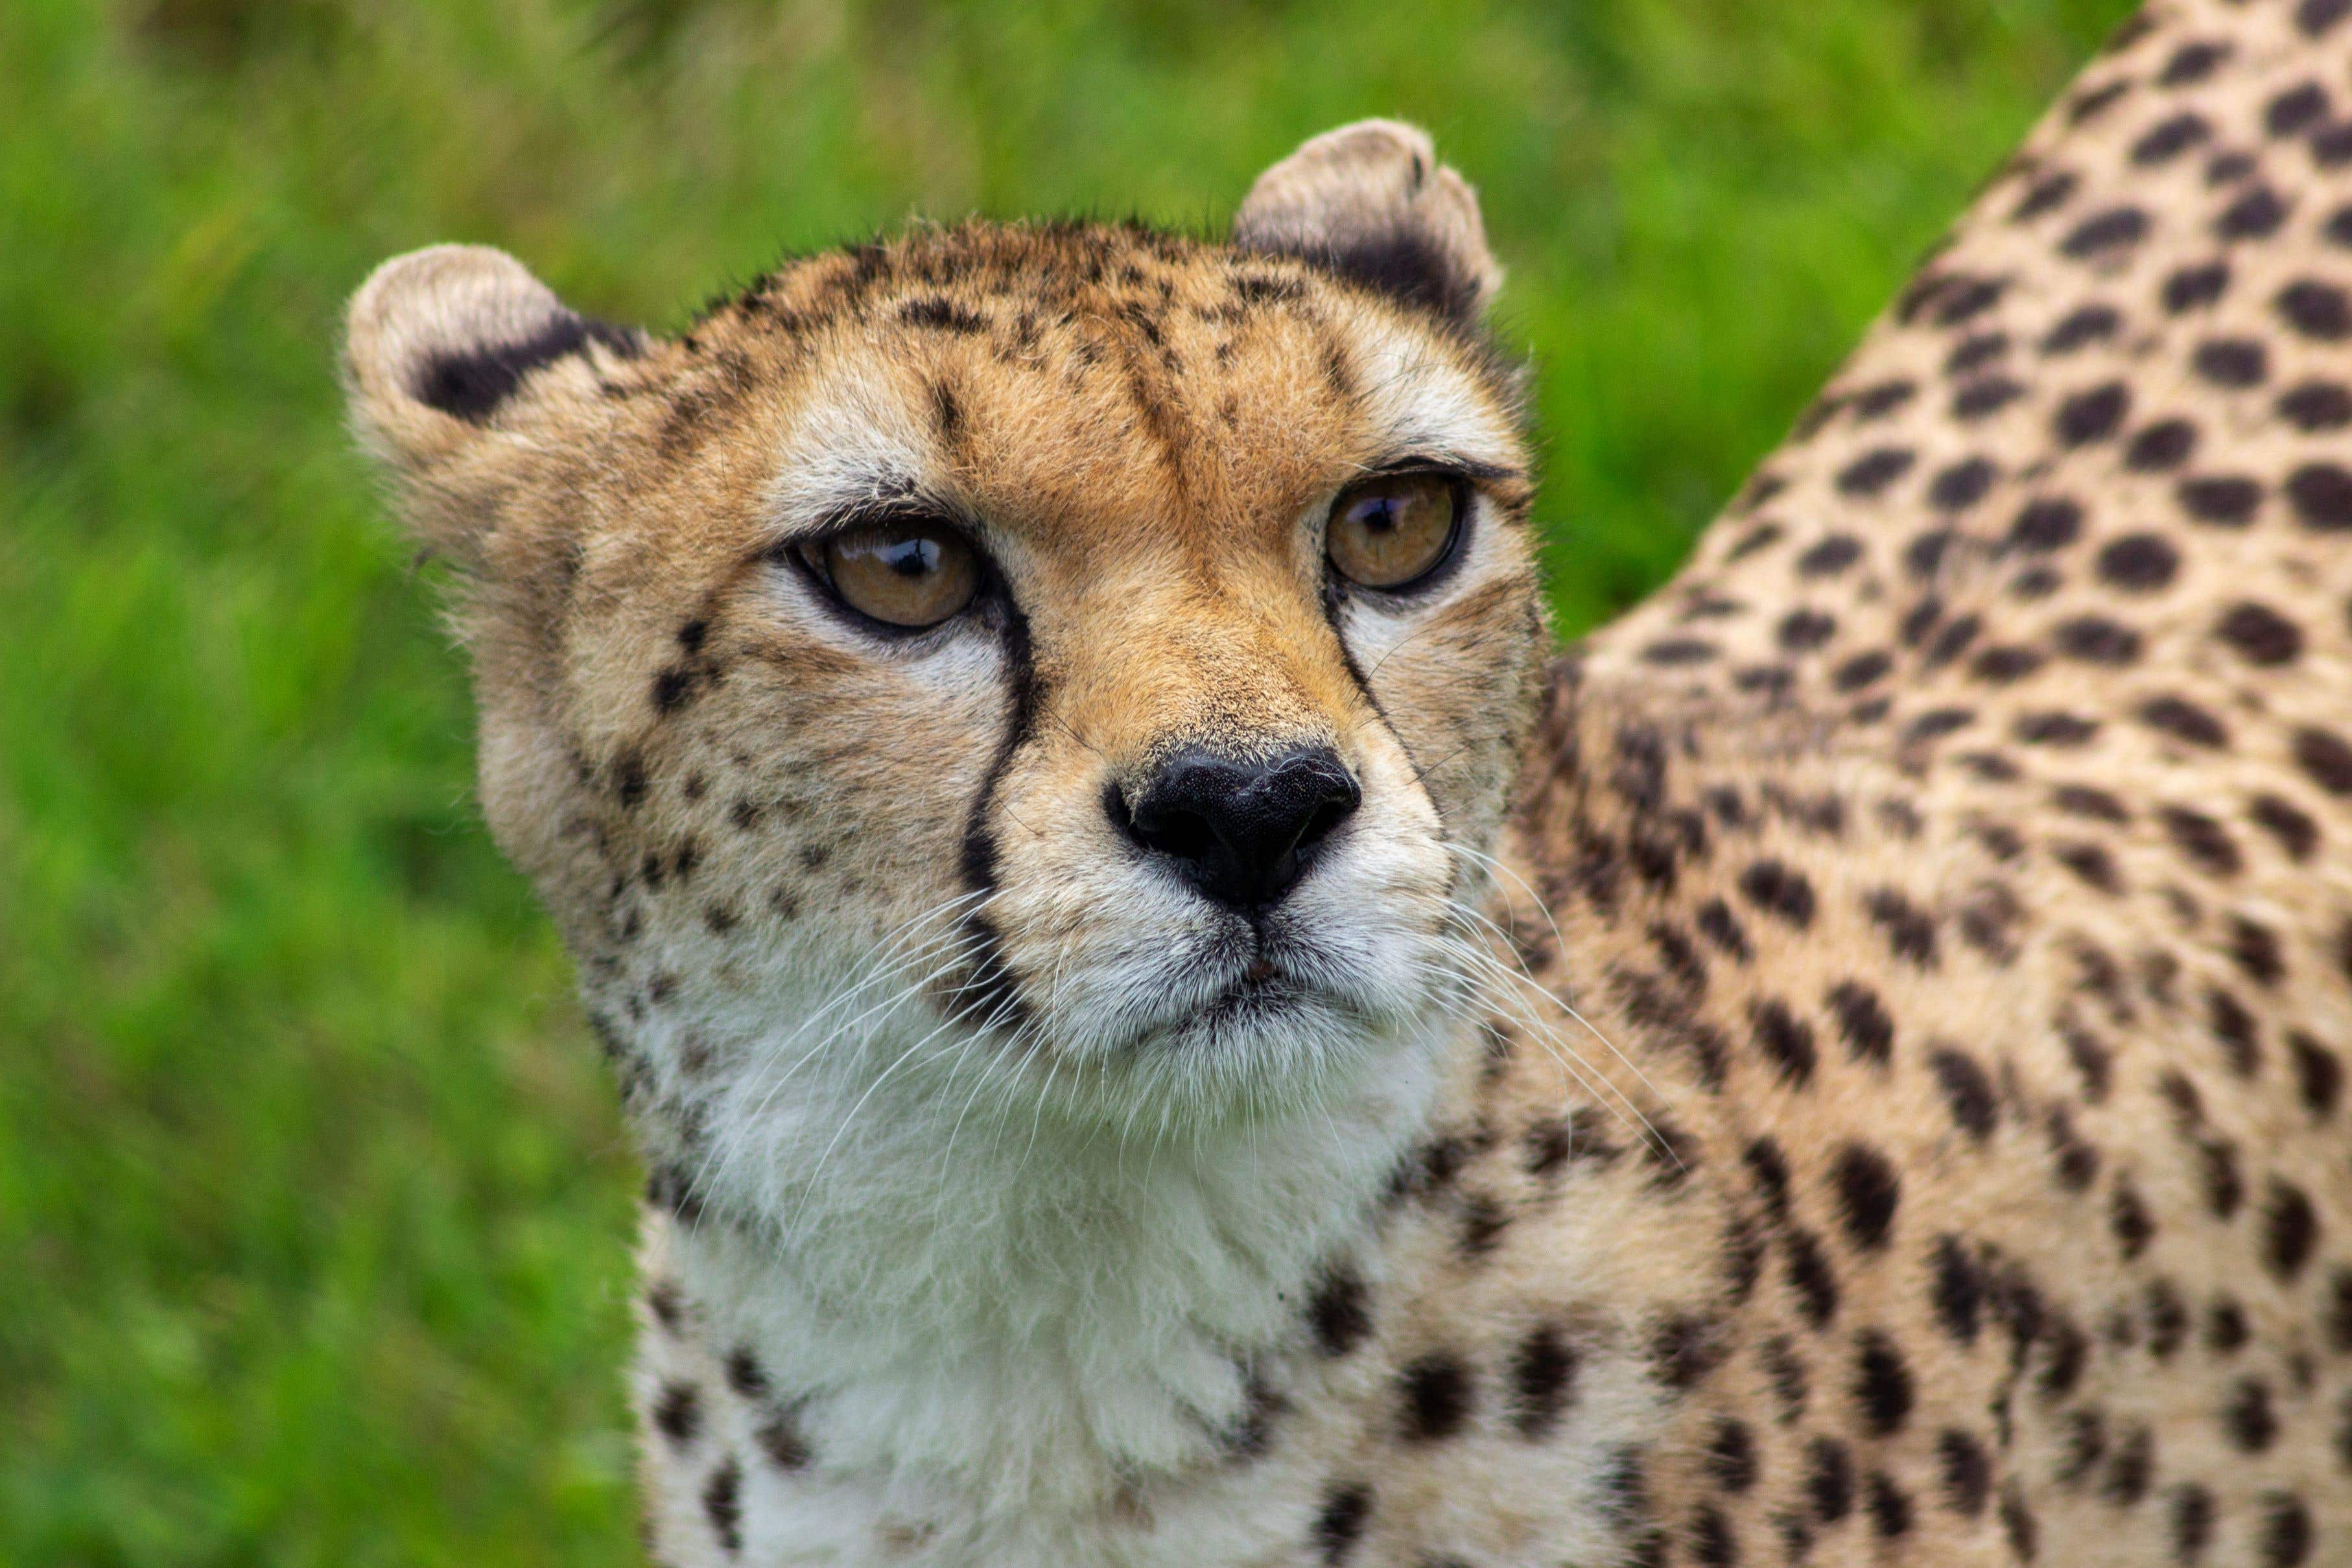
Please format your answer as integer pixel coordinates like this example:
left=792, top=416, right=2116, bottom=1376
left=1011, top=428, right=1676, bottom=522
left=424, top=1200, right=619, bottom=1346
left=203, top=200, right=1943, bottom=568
left=1114, top=745, right=1361, bottom=912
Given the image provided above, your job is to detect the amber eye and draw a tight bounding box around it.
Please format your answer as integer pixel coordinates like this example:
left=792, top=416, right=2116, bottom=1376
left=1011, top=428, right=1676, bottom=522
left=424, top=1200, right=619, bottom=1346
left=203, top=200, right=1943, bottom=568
left=1325, top=472, right=1462, bottom=590
left=807, top=517, right=980, bottom=629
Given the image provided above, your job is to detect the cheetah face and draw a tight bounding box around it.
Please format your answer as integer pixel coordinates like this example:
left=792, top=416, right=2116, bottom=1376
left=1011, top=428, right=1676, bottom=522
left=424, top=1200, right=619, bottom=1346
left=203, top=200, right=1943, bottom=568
left=346, top=123, right=1546, bottom=1130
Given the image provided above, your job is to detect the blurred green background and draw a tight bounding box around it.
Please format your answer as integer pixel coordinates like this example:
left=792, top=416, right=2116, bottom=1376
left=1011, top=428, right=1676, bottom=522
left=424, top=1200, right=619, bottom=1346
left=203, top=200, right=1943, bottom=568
left=1, top=0, right=2132, bottom=1561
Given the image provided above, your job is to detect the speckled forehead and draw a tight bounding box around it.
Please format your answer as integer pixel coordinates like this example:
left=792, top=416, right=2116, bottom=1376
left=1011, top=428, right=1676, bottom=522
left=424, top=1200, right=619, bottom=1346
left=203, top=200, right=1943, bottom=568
left=755, top=246, right=1522, bottom=560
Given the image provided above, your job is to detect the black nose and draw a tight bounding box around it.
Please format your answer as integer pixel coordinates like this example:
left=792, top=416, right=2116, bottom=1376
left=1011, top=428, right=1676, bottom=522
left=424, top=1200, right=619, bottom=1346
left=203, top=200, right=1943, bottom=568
left=1116, top=745, right=1362, bottom=911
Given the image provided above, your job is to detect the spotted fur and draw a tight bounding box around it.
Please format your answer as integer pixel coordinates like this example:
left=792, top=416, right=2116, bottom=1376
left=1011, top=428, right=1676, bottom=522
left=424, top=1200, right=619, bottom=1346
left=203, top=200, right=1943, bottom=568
left=347, top=7, right=2352, bottom=1559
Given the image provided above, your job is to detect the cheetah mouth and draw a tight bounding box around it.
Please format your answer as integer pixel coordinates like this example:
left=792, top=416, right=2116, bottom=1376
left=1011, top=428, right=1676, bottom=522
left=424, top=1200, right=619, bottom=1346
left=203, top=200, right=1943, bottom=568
left=1192, top=963, right=1308, bottom=1027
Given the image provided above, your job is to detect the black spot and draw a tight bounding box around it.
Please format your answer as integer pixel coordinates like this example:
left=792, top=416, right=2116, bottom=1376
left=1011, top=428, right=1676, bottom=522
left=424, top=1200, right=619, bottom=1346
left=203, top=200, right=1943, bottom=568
left=1688, top=1506, right=1737, bottom=1567
left=2161, top=1484, right=2215, bottom=1562
left=1784, top=1227, right=1840, bottom=1328
left=615, top=749, right=649, bottom=810
left=2328, top=1269, right=2352, bottom=1354
left=1457, top=1192, right=1509, bottom=1259
left=2056, top=1407, right=2108, bottom=1485
left=1311, top=1484, right=1372, bottom=1563
left=1938, top=1429, right=1991, bottom=1516
left=1778, top=609, right=1837, bottom=650
left=2055, top=382, right=2130, bottom=444
left=1307, top=1269, right=1372, bottom=1357
left=1866, top=1472, right=1913, bottom=1538
left=2302, top=0, right=2352, bottom=36
left=1398, top=1353, right=1474, bottom=1442
left=2290, top=1033, right=2342, bottom=1119
left=1833, top=650, right=1892, bottom=691
left=1797, top=533, right=1863, bottom=576
left=1865, top=889, right=1937, bottom=966
left=897, top=296, right=987, bottom=334
left=1651, top=1313, right=1727, bottom=1391
left=1807, top=1438, right=1854, bottom=1524
left=2217, top=603, right=2302, bottom=664
left=1707, top=1418, right=1759, bottom=1493
left=2164, top=262, right=2230, bottom=312
left=2287, top=463, right=2352, bottom=530
left=1952, top=376, right=2025, bottom=419
left=701, top=1457, right=742, bottom=1554
left=2111, top=1181, right=2156, bottom=1259
left=1696, top=898, right=1752, bottom=961
left=2000, top=1486, right=2040, bottom=1562
left=2229, top=917, right=2285, bottom=988
left=1827, top=981, right=1893, bottom=1065
left=1750, top=998, right=1817, bottom=1087
left=1931, top=1235, right=1984, bottom=1343
left=755, top=1410, right=810, bottom=1471
left=2159, top=38, right=2229, bottom=82
left=2259, top=1493, right=2312, bottom=1567
left=2224, top=1377, right=2279, bottom=1452
left=2201, top=1297, right=2239, bottom=1363
left=1510, top=1325, right=1577, bottom=1439
left=1762, top=1336, right=1809, bottom=1423
left=2006, top=497, right=2081, bottom=551
left=2193, top=336, right=2268, bottom=385
left=1930, top=1047, right=1998, bottom=1140
left=2097, top=533, right=2178, bottom=589
left=2101, top=1424, right=2154, bottom=1506
left=2141, top=697, right=2227, bottom=749
left=2268, top=82, right=2332, bottom=136
left=2012, top=169, right=2079, bottom=219
left=2281, top=380, right=2352, bottom=430
left=1853, top=1332, right=1914, bottom=1435
left=2295, top=726, right=2352, bottom=794
left=2263, top=1181, right=2320, bottom=1280
left=2043, top=303, right=2120, bottom=351
left=653, top=1381, right=702, bottom=1445
left=2252, top=795, right=2320, bottom=863
left=2215, top=187, right=2289, bottom=242
left=2280, top=280, right=2352, bottom=340
left=1929, top=458, right=1997, bottom=510
left=1739, top=859, right=1815, bottom=927
left=2126, top=418, right=2196, bottom=470
left=2133, top=111, right=2210, bottom=164
left=2062, top=207, right=2148, bottom=258
left=1829, top=1145, right=1900, bottom=1251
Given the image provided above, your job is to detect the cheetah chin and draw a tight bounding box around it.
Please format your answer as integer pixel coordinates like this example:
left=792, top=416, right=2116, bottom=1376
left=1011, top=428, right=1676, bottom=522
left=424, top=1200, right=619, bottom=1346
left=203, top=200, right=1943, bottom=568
left=351, top=6, right=2352, bottom=1560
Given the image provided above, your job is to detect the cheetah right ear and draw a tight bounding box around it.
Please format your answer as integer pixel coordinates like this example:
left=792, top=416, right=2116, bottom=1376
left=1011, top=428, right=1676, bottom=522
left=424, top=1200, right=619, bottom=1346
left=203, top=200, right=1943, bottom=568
left=342, top=244, right=648, bottom=563
left=1232, top=120, right=1502, bottom=325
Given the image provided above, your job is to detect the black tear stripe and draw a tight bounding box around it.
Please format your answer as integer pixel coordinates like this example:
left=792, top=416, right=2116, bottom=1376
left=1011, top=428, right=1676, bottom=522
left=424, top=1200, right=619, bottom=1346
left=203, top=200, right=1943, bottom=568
left=414, top=311, right=642, bottom=423
left=1319, top=581, right=1460, bottom=897
left=952, top=598, right=1039, bottom=1033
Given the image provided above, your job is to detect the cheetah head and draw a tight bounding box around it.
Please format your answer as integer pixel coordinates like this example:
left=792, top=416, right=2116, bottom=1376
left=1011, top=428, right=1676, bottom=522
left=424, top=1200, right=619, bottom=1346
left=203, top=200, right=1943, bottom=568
left=346, top=123, right=1546, bottom=1165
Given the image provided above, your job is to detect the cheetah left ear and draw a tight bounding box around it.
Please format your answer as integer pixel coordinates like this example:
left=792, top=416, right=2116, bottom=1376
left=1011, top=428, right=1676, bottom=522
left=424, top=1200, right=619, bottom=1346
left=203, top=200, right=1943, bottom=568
left=342, top=245, right=649, bottom=566
left=1232, top=119, right=1501, bottom=325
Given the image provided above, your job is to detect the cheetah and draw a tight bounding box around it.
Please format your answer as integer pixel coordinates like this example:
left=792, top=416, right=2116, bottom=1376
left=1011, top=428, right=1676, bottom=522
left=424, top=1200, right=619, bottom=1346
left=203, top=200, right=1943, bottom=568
left=344, top=1, right=2352, bottom=1561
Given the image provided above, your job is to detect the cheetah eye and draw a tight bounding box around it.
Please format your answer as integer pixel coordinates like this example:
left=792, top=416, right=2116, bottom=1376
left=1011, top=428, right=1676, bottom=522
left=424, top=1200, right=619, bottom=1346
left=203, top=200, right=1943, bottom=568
left=800, top=516, right=981, bottom=630
left=1325, top=471, right=1463, bottom=591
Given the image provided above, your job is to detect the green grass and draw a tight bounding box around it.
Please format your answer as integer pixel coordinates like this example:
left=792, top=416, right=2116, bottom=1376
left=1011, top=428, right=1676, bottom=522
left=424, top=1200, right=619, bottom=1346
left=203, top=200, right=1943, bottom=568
left=1, top=0, right=2130, bottom=1561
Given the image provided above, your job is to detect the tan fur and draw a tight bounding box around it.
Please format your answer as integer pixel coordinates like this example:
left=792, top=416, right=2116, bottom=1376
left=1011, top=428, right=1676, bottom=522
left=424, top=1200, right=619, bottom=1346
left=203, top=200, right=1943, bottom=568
left=351, top=8, right=2352, bottom=1561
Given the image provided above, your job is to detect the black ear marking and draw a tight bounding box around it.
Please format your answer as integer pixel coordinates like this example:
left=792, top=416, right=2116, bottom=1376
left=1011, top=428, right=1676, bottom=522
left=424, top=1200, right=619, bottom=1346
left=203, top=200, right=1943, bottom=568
left=1233, top=120, right=1501, bottom=327
left=414, top=312, right=643, bottom=423
left=1290, top=224, right=1485, bottom=324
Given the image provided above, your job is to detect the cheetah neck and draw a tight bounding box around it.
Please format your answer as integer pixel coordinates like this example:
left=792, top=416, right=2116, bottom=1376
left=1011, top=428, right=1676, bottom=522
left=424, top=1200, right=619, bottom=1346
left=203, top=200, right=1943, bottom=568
left=645, top=989, right=1466, bottom=1530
